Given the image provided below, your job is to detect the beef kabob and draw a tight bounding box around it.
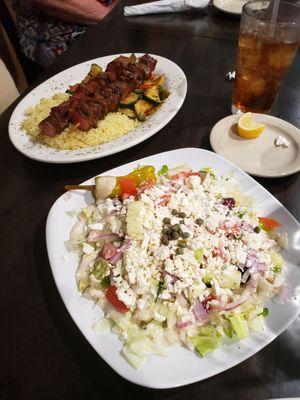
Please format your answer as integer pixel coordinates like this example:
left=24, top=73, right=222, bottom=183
left=39, top=54, right=157, bottom=137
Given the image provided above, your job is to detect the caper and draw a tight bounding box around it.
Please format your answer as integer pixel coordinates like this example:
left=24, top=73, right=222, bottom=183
left=161, top=236, right=169, bottom=246
left=171, top=209, right=179, bottom=216
left=172, top=231, right=179, bottom=240
left=196, top=218, right=204, bottom=226
left=182, top=232, right=190, bottom=238
left=163, top=217, right=171, bottom=224
left=178, top=240, right=186, bottom=248
left=178, top=212, right=186, bottom=218
left=172, top=224, right=180, bottom=232
left=178, top=228, right=183, bottom=236
left=176, top=247, right=184, bottom=255
left=162, top=228, right=169, bottom=235
left=254, top=226, right=261, bottom=233
left=180, top=219, right=185, bottom=224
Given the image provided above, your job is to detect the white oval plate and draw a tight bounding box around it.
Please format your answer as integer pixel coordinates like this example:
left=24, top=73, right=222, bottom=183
left=9, top=54, right=187, bottom=164
left=210, top=114, right=300, bottom=178
left=213, top=0, right=248, bottom=15
left=46, top=148, right=300, bottom=389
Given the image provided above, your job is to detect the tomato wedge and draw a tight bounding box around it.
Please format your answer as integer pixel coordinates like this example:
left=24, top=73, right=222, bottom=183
left=119, top=177, right=137, bottom=198
left=106, top=285, right=129, bottom=313
left=258, top=217, right=282, bottom=231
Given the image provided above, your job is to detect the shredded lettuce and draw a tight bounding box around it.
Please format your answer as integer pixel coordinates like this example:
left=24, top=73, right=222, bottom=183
left=270, top=250, right=284, bottom=273
left=229, top=314, right=249, bottom=339
left=190, top=336, right=220, bottom=357
left=89, top=259, right=108, bottom=281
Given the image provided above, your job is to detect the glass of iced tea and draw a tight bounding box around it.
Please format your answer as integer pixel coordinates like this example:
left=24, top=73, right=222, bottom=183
left=232, top=0, right=300, bottom=114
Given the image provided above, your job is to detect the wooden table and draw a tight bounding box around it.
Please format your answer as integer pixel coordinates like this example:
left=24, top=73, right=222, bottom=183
left=1, top=2, right=299, bottom=399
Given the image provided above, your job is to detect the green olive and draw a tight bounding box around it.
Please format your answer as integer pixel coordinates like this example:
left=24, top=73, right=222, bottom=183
left=178, top=212, right=186, bottom=218
left=163, top=217, right=171, bottom=225
left=178, top=240, right=186, bottom=247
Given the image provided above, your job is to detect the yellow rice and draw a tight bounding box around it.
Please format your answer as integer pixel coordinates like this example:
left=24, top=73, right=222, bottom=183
left=21, top=93, right=140, bottom=150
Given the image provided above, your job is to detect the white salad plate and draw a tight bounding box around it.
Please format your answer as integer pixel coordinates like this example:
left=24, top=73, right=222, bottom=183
left=213, top=0, right=248, bottom=15
left=8, top=54, right=187, bottom=164
left=210, top=114, right=300, bottom=178
left=46, top=148, right=300, bottom=389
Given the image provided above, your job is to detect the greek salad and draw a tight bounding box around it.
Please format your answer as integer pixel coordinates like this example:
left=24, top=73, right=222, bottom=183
left=68, top=164, right=287, bottom=368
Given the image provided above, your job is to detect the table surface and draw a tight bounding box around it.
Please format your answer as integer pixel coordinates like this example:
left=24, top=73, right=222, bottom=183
left=1, top=1, right=300, bottom=399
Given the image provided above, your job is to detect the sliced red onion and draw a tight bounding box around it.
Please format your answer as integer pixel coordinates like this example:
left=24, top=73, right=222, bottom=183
left=279, top=283, right=292, bottom=303
left=241, top=269, right=251, bottom=284
left=176, top=320, right=193, bottom=329
left=219, top=247, right=229, bottom=262
left=247, top=248, right=257, bottom=256
left=258, top=262, right=267, bottom=272
left=88, top=231, right=118, bottom=242
left=193, top=299, right=209, bottom=320
left=210, top=274, right=259, bottom=312
left=109, top=239, right=131, bottom=264
left=246, top=249, right=258, bottom=269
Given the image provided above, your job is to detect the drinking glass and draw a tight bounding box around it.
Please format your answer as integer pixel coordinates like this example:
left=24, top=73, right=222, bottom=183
left=232, top=0, right=300, bottom=114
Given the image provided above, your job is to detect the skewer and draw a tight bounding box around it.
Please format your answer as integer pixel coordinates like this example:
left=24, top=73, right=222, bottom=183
left=64, top=185, right=95, bottom=191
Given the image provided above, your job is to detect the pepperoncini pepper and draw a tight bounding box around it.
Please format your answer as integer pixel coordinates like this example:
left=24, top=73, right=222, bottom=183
left=111, top=165, right=156, bottom=198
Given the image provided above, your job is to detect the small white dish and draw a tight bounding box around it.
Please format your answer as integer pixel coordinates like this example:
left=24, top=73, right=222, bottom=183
left=213, top=0, right=248, bottom=15
left=210, top=114, right=300, bottom=178
left=46, top=148, right=300, bottom=389
left=8, top=54, right=187, bottom=164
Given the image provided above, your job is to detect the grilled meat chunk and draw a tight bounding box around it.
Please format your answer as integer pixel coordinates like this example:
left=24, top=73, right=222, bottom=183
left=39, top=54, right=157, bottom=137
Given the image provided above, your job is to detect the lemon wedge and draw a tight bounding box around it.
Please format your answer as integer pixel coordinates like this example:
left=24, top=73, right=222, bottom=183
left=237, top=113, right=266, bottom=139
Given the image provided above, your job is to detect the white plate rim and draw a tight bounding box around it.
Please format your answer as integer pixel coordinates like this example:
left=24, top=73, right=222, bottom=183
left=210, top=114, right=300, bottom=178
left=213, top=0, right=245, bottom=15
left=8, top=53, right=187, bottom=164
left=46, top=147, right=300, bottom=388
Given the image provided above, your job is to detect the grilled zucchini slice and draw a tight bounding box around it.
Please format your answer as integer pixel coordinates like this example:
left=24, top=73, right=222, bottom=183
left=143, top=86, right=161, bottom=105
left=89, top=64, right=102, bottom=77
left=118, top=108, right=137, bottom=119
left=134, top=100, right=153, bottom=121
left=153, top=75, right=165, bottom=87
left=119, top=92, right=139, bottom=108
left=160, top=87, right=170, bottom=100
